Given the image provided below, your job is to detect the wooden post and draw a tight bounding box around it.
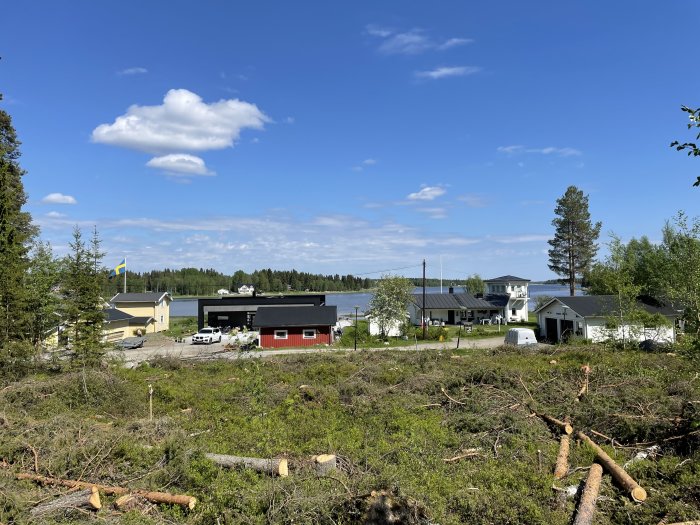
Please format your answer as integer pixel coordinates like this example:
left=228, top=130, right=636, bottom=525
left=148, top=384, right=153, bottom=421
left=554, top=434, right=570, bottom=479
left=576, top=432, right=647, bottom=502
left=205, top=453, right=289, bottom=477
left=572, top=463, right=603, bottom=525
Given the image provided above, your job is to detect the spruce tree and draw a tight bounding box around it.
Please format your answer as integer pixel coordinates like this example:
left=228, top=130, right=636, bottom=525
left=547, top=186, right=602, bottom=296
left=0, top=99, right=38, bottom=375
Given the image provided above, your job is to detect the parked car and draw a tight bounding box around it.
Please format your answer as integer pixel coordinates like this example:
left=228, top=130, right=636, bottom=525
left=191, top=327, right=222, bottom=344
left=115, top=336, right=146, bottom=349
left=504, top=328, right=537, bottom=346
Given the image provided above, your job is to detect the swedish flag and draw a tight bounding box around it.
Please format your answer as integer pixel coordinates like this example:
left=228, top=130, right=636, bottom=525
left=109, top=259, right=126, bottom=279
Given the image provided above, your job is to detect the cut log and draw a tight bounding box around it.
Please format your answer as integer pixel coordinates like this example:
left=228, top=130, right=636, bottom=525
left=554, top=434, right=570, bottom=480
left=16, top=472, right=196, bottom=509
left=536, top=412, right=574, bottom=435
left=313, top=454, right=337, bottom=476
left=576, top=432, right=647, bottom=502
left=30, top=487, right=101, bottom=516
left=205, top=453, right=288, bottom=477
left=572, top=463, right=603, bottom=525
left=114, top=494, right=149, bottom=511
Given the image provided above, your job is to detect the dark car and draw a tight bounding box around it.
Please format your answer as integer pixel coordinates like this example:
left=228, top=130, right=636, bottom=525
left=115, top=336, right=146, bottom=349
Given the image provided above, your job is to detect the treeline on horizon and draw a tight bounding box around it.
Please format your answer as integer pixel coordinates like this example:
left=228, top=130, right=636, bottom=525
left=104, top=268, right=476, bottom=296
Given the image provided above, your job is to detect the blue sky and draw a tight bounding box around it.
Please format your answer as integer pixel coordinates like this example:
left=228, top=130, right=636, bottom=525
left=2, top=1, right=699, bottom=281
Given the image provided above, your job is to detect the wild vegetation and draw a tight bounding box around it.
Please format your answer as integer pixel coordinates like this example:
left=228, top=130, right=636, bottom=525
left=0, top=344, right=698, bottom=524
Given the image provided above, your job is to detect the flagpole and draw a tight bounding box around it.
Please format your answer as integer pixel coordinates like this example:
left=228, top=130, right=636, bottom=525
left=124, top=256, right=127, bottom=293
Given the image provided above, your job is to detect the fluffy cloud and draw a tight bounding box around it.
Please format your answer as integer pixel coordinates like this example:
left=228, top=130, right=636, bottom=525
left=146, top=154, right=214, bottom=176
left=42, top=193, right=77, bottom=205
left=118, top=67, right=148, bottom=76
left=497, top=145, right=583, bottom=157
left=438, top=38, right=473, bottom=50
left=417, top=207, right=448, bottom=219
left=415, top=66, right=481, bottom=79
left=407, top=186, right=446, bottom=201
left=91, top=89, right=269, bottom=153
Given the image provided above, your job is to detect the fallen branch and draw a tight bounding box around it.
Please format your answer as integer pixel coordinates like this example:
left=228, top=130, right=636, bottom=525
left=16, top=472, right=196, bottom=509
left=30, top=487, right=101, bottom=517
left=205, top=453, right=288, bottom=477
left=554, top=434, right=570, bottom=480
left=440, top=387, right=465, bottom=405
left=576, top=432, right=647, bottom=502
left=572, top=463, right=603, bottom=525
left=443, top=448, right=481, bottom=463
left=535, top=412, right=573, bottom=435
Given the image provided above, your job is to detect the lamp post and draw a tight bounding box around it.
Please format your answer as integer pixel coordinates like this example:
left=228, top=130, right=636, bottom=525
left=354, top=305, right=360, bottom=351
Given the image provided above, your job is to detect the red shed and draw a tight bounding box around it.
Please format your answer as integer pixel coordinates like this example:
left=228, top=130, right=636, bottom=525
left=254, top=306, right=337, bottom=349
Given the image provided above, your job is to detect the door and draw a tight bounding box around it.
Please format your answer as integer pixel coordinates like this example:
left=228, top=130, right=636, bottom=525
left=545, top=317, right=558, bottom=343
left=561, top=320, right=574, bottom=342
left=448, top=310, right=455, bottom=325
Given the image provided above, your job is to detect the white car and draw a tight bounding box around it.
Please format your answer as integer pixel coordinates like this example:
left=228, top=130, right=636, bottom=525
left=191, top=327, right=222, bottom=345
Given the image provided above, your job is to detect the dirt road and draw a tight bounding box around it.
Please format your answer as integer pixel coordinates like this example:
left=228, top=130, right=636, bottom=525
left=111, top=334, right=507, bottom=368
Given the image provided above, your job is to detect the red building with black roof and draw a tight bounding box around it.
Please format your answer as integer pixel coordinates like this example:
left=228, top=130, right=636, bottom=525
left=254, top=305, right=337, bottom=348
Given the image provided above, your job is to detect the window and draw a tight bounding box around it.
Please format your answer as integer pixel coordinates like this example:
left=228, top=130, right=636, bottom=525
left=303, top=329, right=316, bottom=339
left=274, top=330, right=288, bottom=339
left=512, top=309, right=516, bottom=315
left=160, top=315, right=163, bottom=323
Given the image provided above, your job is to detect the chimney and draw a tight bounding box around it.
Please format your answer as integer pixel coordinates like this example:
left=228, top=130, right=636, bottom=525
left=448, top=286, right=454, bottom=294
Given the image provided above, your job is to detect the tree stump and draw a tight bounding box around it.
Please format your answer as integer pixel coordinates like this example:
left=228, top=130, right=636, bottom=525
left=313, top=454, right=337, bottom=476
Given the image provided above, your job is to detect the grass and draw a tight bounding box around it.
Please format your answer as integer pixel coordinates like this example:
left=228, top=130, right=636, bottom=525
left=1, top=343, right=699, bottom=524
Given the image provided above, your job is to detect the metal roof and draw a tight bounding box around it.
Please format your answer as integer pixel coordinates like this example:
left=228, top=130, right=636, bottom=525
left=484, top=275, right=531, bottom=283
left=110, top=292, right=171, bottom=304
left=253, top=305, right=338, bottom=328
left=535, top=295, right=679, bottom=318
left=412, top=293, right=502, bottom=310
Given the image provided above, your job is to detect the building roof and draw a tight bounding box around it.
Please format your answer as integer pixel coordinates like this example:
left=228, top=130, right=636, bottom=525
left=412, top=293, right=502, bottom=311
left=110, top=292, right=171, bottom=304
left=103, top=308, right=154, bottom=326
left=253, top=305, right=338, bottom=328
left=535, top=295, right=679, bottom=318
left=483, top=294, right=510, bottom=308
left=484, top=275, right=531, bottom=283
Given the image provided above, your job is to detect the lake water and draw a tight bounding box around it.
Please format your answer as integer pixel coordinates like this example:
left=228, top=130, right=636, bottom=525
left=170, top=284, right=581, bottom=318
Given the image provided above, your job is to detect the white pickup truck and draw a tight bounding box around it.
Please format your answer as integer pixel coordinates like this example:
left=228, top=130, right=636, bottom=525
left=191, top=327, right=222, bottom=345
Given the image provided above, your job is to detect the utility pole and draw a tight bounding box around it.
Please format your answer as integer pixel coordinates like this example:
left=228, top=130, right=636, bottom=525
left=422, top=259, right=427, bottom=340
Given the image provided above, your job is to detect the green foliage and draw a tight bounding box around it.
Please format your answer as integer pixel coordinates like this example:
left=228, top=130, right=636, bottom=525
left=464, top=273, right=484, bottom=295
left=547, top=186, right=602, bottom=296
left=368, top=275, right=413, bottom=338
left=0, top=106, right=38, bottom=375
left=670, top=105, right=700, bottom=187
left=59, top=226, right=106, bottom=366
left=1, top=346, right=698, bottom=524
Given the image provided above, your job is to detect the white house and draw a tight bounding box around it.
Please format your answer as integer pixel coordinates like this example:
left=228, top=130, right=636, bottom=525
left=367, top=314, right=406, bottom=337
left=408, top=289, right=504, bottom=325
left=482, top=275, right=530, bottom=323
left=534, top=295, right=678, bottom=344
left=238, top=284, right=255, bottom=294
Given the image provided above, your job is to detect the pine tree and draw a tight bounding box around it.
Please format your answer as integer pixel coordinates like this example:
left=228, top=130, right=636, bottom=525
left=548, top=186, right=602, bottom=296
left=60, top=226, right=106, bottom=365
left=0, top=101, right=38, bottom=376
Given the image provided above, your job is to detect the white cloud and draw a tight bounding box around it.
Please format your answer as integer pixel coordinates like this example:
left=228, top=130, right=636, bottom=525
left=365, top=24, right=393, bottom=38
left=497, top=145, right=583, bottom=157
left=118, top=67, right=148, bottom=76
left=416, top=66, right=481, bottom=79
left=407, top=186, right=446, bottom=201
left=362, top=158, right=377, bottom=165
left=42, top=193, right=77, bottom=205
left=417, top=207, right=448, bottom=219
left=146, top=154, right=214, bottom=176
left=458, top=194, right=487, bottom=208
left=46, top=211, right=66, bottom=218
left=378, top=30, right=432, bottom=55
left=438, top=38, right=473, bottom=50
left=91, top=89, right=269, bottom=153
left=493, top=234, right=551, bottom=244
left=284, top=116, right=295, bottom=124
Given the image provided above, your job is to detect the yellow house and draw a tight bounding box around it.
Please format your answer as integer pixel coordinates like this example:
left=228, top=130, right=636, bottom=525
left=110, top=292, right=172, bottom=333
left=103, top=307, right=155, bottom=342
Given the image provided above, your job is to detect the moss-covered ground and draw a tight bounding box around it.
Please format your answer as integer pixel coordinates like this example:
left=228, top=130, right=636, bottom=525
left=0, top=343, right=698, bottom=524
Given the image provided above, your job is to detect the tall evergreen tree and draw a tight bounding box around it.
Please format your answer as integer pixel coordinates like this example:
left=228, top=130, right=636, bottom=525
left=60, top=226, right=106, bottom=365
left=0, top=100, right=38, bottom=376
left=547, top=186, right=602, bottom=296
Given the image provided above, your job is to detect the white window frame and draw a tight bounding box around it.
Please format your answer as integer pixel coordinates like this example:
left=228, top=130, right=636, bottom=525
left=274, top=330, right=288, bottom=340
left=303, top=329, right=316, bottom=339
